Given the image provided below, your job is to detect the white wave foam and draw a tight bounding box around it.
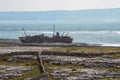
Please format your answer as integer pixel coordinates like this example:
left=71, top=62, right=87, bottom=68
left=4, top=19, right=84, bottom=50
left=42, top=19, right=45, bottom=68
left=18, top=31, right=120, bottom=35
left=70, top=31, right=120, bottom=34
left=102, top=44, right=120, bottom=47
left=103, top=20, right=120, bottom=22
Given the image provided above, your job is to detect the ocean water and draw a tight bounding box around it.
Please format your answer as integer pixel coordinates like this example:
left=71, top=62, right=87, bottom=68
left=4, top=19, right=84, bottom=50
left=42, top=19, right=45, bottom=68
left=0, top=20, right=120, bottom=46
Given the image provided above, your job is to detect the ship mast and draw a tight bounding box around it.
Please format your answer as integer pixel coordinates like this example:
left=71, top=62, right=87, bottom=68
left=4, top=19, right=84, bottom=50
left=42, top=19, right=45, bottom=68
left=22, top=27, right=27, bottom=36
left=53, top=24, right=55, bottom=37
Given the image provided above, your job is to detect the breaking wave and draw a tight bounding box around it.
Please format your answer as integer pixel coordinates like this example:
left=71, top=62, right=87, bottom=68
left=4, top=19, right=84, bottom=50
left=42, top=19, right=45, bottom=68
left=20, top=31, right=120, bottom=35
left=102, top=43, right=120, bottom=47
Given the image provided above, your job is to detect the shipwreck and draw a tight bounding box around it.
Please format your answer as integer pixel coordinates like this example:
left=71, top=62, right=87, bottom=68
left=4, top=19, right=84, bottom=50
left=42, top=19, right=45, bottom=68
left=19, top=25, right=73, bottom=43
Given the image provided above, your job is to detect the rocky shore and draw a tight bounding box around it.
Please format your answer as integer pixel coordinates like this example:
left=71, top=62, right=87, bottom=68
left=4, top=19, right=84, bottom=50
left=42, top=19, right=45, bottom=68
left=0, top=38, right=101, bottom=47
left=42, top=52, right=120, bottom=80
left=0, top=46, right=50, bottom=80
left=0, top=44, right=120, bottom=80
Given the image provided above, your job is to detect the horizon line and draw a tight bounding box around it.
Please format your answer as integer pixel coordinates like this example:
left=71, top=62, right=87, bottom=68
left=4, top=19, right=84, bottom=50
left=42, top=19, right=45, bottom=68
left=0, top=8, right=119, bottom=12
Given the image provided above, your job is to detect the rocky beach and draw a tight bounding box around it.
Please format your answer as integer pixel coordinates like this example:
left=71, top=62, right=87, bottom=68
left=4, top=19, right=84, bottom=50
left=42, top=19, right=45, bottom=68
left=0, top=39, right=119, bottom=80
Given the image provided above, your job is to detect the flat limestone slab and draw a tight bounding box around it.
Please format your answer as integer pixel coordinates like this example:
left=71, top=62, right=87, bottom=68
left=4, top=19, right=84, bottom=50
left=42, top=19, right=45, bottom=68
left=0, top=46, right=51, bottom=54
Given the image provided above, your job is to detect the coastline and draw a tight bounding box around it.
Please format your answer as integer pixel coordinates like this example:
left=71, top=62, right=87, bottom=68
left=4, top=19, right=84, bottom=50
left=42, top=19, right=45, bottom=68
left=0, top=38, right=101, bottom=47
left=1, top=38, right=120, bottom=47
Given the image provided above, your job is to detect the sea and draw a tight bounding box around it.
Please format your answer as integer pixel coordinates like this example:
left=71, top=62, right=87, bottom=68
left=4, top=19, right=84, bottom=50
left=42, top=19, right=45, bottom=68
left=0, top=20, right=120, bottom=46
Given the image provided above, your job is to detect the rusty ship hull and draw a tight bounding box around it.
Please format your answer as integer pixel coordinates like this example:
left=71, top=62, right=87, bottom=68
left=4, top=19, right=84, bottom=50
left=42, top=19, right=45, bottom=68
left=19, top=35, right=73, bottom=43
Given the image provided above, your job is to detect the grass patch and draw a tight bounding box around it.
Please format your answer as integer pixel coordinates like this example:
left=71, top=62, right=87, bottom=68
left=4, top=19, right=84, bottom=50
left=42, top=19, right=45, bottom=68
left=92, top=67, right=106, bottom=70
left=108, top=67, right=120, bottom=72
left=0, top=68, right=5, bottom=70
left=111, top=53, right=120, bottom=58
left=0, top=56, right=10, bottom=61
left=101, top=78, right=120, bottom=80
left=68, top=72, right=80, bottom=77
left=44, top=62, right=84, bottom=69
left=0, top=59, right=39, bottom=66
left=0, top=56, right=39, bottom=66
left=49, top=47, right=120, bottom=53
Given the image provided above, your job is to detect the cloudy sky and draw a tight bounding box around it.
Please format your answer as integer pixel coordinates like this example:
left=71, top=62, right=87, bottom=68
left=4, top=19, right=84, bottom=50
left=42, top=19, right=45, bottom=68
left=0, top=0, right=120, bottom=11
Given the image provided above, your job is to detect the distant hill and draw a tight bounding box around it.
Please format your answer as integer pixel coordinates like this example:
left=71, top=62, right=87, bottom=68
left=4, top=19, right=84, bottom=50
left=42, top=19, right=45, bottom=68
left=0, top=8, right=120, bottom=22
